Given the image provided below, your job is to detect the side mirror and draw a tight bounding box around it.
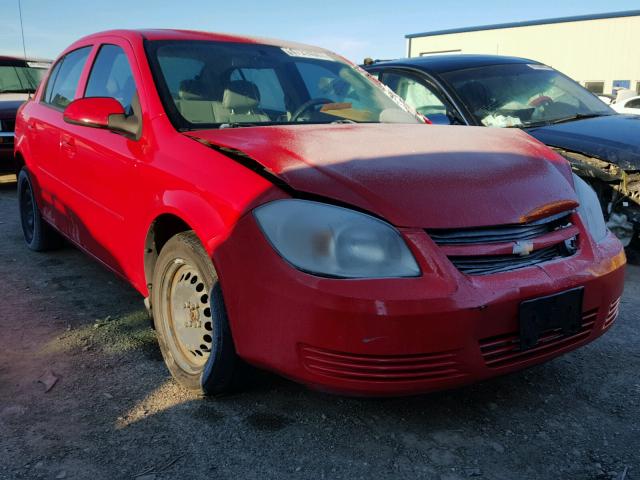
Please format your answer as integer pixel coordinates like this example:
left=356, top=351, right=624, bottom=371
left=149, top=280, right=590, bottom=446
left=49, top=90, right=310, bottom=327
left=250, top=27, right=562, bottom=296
left=63, top=97, right=125, bottom=128
left=63, top=97, right=140, bottom=137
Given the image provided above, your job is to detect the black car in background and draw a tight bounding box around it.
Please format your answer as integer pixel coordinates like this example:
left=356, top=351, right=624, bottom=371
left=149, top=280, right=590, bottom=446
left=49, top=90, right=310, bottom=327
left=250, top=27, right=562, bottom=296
left=0, top=56, right=50, bottom=171
left=364, top=55, right=640, bottom=248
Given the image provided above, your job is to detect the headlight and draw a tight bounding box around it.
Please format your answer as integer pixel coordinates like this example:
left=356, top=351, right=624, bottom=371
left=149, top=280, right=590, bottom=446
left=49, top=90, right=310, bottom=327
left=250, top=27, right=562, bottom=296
left=573, top=174, right=608, bottom=243
left=254, top=199, right=421, bottom=278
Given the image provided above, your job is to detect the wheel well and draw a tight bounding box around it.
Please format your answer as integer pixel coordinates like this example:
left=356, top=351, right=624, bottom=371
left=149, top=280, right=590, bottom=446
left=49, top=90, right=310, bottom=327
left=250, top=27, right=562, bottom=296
left=14, top=152, right=25, bottom=176
left=144, top=214, right=191, bottom=291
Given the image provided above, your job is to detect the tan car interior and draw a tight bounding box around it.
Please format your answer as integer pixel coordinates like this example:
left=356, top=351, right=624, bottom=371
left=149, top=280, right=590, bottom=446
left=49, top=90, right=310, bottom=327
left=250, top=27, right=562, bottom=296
left=174, top=79, right=271, bottom=124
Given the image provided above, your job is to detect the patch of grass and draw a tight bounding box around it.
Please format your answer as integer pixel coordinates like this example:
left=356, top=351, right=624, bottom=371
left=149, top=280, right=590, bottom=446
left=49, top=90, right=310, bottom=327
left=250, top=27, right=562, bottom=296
left=48, top=310, right=158, bottom=357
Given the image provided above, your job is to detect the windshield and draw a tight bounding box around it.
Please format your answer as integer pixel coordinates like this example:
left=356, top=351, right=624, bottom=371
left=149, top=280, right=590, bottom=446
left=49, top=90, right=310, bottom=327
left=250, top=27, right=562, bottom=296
left=441, top=63, right=615, bottom=128
left=146, top=40, right=421, bottom=129
left=0, top=64, right=47, bottom=94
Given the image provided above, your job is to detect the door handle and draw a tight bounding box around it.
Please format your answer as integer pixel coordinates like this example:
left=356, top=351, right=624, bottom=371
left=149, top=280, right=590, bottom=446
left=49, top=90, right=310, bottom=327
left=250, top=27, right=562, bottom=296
left=60, top=135, right=76, bottom=156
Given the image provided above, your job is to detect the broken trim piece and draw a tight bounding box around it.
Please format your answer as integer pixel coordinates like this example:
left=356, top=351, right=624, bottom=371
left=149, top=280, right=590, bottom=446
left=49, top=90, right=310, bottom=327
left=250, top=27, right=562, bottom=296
left=553, top=147, right=625, bottom=183
left=552, top=146, right=640, bottom=246
left=553, top=147, right=640, bottom=208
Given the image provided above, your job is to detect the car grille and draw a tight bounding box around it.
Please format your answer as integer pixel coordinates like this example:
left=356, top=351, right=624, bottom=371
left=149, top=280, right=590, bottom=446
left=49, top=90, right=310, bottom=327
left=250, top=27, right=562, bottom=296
left=448, top=244, right=568, bottom=276
left=299, top=344, right=468, bottom=383
left=427, top=212, right=577, bottom=275
left=479, top=307, right=598, bottom=369
left=428, top=215, right=569, bottom=245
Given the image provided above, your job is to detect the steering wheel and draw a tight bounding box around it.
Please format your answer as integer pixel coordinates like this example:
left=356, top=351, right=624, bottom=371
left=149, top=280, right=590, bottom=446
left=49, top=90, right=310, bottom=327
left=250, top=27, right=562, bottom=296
left=529, top=95, right=553, bottom=108
left=291, top=98, right=334, bottom=122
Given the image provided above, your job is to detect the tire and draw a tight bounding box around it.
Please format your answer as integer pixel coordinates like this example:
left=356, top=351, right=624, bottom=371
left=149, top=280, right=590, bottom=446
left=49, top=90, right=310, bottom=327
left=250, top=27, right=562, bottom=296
left=17, top=168, right=63, bottom=252
left=152, top=231, right=239, bottom=395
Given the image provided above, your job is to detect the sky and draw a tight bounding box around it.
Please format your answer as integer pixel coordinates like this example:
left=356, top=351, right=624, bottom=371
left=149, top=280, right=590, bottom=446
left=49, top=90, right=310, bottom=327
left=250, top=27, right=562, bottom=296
left=1, top=0, right=639, bottom=62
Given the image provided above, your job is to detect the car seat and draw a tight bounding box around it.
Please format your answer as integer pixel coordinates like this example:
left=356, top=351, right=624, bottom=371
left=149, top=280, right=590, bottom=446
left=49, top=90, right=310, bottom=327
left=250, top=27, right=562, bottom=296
left=220, top=80, right=270, bottom=123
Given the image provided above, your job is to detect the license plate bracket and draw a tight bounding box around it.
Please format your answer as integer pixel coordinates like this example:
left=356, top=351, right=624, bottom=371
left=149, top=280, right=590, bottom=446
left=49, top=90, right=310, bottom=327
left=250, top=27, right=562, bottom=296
left=519, top=287, right=584, bottom=351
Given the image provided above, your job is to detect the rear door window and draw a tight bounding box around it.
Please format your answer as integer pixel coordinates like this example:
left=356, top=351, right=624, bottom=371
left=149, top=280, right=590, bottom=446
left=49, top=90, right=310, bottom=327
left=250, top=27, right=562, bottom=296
left=43, top=46, right=92, bottom=109
left=85, top=44, right=137, bottom=113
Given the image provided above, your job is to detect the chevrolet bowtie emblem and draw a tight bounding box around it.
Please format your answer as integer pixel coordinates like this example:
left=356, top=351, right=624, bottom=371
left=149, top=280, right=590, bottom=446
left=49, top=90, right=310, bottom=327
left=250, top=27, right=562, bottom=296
left=513, top=241, right=534, bottom=256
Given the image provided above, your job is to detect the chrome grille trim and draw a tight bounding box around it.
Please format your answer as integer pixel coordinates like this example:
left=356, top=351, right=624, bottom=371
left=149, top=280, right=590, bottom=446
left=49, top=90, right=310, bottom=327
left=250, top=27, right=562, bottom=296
left=427, top=212, right=572, bottom=246
left=449, top=245, right=565, bottom=276
left=427, top=212, right=576, bottom=275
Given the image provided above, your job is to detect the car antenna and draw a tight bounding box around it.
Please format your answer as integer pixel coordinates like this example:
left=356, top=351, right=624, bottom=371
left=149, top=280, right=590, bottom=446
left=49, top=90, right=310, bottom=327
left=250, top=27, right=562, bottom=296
left=17, top=0, right=32, bottom=99
left=17, top=0, right=28, bottom=60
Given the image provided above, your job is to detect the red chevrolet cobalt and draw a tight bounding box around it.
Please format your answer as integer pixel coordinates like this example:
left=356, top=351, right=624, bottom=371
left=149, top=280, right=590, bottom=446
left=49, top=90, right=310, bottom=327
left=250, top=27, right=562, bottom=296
left=15, top=30, right=625, bottom=396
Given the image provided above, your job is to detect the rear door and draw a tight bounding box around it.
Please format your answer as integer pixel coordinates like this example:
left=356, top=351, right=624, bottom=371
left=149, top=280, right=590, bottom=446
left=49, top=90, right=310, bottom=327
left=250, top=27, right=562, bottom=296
left=59, top=41, right=143, bottom=275
left=28, top=46, right=93, bottom=236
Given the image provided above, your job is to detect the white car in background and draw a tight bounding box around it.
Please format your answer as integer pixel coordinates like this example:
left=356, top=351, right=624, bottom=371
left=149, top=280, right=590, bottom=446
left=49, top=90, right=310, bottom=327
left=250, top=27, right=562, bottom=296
left=612, top=96, right=640, bottom=115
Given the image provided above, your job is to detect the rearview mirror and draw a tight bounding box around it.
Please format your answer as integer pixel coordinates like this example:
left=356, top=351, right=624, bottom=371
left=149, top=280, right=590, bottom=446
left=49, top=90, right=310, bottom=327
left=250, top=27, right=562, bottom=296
left=63, top=97, right=140, bottom=138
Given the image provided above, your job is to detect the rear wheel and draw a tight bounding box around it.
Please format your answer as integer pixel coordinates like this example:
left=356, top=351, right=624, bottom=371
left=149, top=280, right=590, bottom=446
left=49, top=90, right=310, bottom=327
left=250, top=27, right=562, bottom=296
left=152, top=231, right=239, bottom=394
left=17, top=168, right=63, bottom=251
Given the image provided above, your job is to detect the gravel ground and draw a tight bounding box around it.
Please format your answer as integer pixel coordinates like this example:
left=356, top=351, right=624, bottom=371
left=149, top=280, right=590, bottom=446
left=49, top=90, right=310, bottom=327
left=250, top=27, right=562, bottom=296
left=0, top=176, right=638, bottom=480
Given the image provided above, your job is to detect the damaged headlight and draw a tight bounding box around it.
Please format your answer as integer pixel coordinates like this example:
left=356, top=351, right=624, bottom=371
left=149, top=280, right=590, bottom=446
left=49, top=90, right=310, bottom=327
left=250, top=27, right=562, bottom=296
left=574, top=174, right=608, bottom=243
left=254, top=199, right=421, bottom=278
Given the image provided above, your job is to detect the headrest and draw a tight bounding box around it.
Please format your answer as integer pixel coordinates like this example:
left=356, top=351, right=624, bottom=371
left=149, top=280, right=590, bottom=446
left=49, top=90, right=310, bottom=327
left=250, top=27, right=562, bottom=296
left=223, top=80, right=261, bottom=110
left=179, top=79, right=206, bottom=100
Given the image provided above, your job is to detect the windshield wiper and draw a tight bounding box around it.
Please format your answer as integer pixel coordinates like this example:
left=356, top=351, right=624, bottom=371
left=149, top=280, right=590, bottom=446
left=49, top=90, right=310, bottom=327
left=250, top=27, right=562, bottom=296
left=218, top=122, right=261, bottom=129
left=523, top=113, right=612, bottom=128
left=548, top=113, right=612, bottom=125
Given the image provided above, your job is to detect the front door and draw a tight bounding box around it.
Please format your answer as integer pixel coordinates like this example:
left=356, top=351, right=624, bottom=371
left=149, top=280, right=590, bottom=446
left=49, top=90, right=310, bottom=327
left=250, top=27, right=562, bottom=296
left=59, top=42, right=143, bottom=275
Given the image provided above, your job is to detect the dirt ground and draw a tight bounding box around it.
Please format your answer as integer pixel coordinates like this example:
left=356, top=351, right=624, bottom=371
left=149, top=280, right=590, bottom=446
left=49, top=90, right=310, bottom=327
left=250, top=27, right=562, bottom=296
left=0, top=176, right=638, bottom=480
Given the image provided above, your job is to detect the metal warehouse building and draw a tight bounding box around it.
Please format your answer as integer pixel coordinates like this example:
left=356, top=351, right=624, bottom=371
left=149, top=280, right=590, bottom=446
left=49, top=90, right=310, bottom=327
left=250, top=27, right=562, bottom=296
left=405, top=10, right=640, bottom=95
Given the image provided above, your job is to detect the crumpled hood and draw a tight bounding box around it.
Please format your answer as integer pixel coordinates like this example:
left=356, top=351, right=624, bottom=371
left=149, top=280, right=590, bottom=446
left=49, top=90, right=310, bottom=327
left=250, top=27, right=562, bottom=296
left=525, top=114, right=640, bottom=170
left=186, top=123, right=577, bottom=228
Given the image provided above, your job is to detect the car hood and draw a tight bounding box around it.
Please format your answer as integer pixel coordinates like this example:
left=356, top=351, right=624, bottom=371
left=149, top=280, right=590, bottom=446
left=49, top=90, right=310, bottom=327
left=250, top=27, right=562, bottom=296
left=0, top=99, right=24, bottom=120
left=525, top=114, right=640, bottom=170
left=186, top=124, right=576, bottom=228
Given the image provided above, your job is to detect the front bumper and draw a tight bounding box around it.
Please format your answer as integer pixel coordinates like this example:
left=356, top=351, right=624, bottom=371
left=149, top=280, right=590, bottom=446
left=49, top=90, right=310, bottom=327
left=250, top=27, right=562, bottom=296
left=214, top=213, right=626, bottom=396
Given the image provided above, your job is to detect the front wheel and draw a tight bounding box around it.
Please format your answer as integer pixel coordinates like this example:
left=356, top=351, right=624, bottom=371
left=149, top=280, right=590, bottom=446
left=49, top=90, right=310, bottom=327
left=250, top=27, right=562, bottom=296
left=17, top=168, right=63, bottom=251
left=152, top=231, right=239, bottom=394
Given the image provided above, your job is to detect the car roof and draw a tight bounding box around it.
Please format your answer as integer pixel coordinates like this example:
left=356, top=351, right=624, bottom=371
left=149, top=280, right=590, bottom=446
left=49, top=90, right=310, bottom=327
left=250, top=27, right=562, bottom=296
left=367, top=54, right=540, bottom=74
left=69, top=29, right=332, bottom=54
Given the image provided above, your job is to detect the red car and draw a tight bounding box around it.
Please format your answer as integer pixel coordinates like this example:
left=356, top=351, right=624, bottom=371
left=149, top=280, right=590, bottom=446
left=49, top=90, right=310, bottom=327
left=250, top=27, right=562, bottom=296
left=15, top=30, right=625, bottom=396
